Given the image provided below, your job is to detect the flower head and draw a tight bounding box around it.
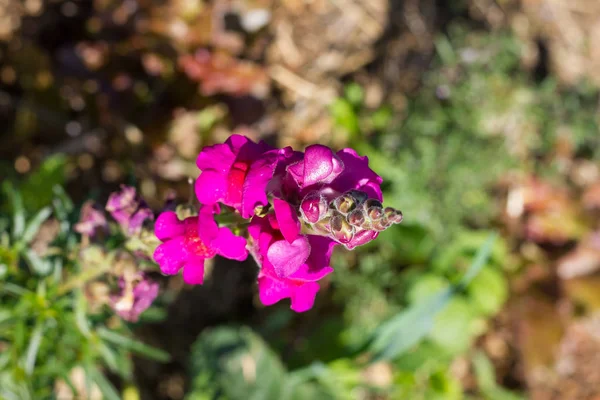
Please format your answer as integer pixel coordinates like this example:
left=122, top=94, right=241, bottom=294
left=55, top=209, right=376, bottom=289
left=249, top=215, right=336, bottom=312
left=75, top=200, right=107, bottom=237
left=106, top=185, right=153, bottom=235
left=153, top=207, right=248, bottom=284
left=111, top=273, right=159, bottom=322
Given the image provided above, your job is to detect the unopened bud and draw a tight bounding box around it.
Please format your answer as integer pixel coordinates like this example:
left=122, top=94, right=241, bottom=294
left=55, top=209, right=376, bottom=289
left=367, top=206, right=383, bottom=221
left=347, top=209, right=366, bottom=226
left=333, top=194, right=356, bottom=214
left=383, top=207, right=403, bottom=224
left=363, top=199, right=383, bottom=211
left=346, top=190, right=369, bottom=205
left=330, top=214, right=354, bottom=244
left=300, top=193, right=328, bottom=223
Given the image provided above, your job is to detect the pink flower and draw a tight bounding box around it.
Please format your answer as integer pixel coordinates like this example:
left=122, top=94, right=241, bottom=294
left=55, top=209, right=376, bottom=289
left=75, top=200, right=107, bottom=237
left=195, top=134, right=292, bottom=218
left=111, top=273, right=159, bottom=322
left=249, top=215, right=336, bottom=312
left=106, top=185, right=153, bottom=235
left=153, top=207, right=248, bottom=284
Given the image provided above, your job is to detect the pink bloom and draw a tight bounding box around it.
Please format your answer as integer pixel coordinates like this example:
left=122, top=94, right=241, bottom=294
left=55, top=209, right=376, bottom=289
left=153, top=207, right=248, bottom=284
left=75, top=200, right=107, bottom=237
left=195, top=134, right=292, bottom=218
left=111, top=273, right=159, bottom=322
left=249, top=215, right=336, bottom=312
left=106, top=185, right=153, bottom=235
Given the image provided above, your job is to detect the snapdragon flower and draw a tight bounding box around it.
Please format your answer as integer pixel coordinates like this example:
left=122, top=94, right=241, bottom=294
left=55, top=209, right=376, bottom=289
left=152, top=135, right=403, bottom=312
left=153, top=206, right=247, bottom=284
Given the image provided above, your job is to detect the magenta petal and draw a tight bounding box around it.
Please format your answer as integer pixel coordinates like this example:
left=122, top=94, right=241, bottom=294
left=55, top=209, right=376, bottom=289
left=197, top=207, right=219, bottom=243
left=333, top=149, right=383, bottom=201
left=213, top=226, right=248, bottom=261
left=195, top=170, right=228, bottom=205
left=154, top=212, right=184, bottom=241
left=183, top=257, right=206, bottom=285
left=153, top=237, right=187, bottom=275
left=241, top=154, right=278, bottom=218
left=267, top=236, right=310, bottom=278
left=290, top=236, right=337, bottom=281
left=196, top=142, right=235, bottom=173
left=258, top=275, right=292, bottom=306
left=290, top=282, right=320, bottom=312
left=273, top=198, right=301, bottom=243
left=288, top=145, right=344, bottom=188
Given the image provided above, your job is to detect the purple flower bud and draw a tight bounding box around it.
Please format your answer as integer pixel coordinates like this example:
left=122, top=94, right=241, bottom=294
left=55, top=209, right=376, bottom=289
left=300, top=193, right=328, bottom=223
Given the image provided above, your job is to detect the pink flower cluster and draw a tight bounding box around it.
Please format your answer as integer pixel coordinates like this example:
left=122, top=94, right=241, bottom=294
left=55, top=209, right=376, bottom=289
left=153, top=135, right=402, bottom=312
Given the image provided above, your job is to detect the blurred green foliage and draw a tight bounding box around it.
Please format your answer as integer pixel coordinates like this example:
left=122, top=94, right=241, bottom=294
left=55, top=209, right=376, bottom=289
left=0, top=168, right=167, bottom=399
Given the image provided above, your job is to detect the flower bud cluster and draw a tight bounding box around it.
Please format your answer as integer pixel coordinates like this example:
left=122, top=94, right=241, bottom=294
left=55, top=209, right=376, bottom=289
left=301, top=190, right=403, bottom=249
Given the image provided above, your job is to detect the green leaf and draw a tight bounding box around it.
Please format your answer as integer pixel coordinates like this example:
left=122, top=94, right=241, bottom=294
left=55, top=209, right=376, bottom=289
left=97, top=328, right=170, bottom=362
left=22, top=249, right=53, bottom=276
left=429, top=297, right=475, bottom=354
left=3, top=182, right=25, bottom=238
left=24, top=321, right=45, bottom=376
left=87, top=366, right=121, bottom=400
left=366, top=233, right=498, bottom=361
left=21, top=207, right=52, bottom=243
left=468, top=268, right=508, bottom=316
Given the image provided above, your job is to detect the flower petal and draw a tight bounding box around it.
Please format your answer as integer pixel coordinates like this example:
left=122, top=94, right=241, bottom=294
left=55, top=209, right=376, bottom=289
left=195, top=170, right=228, bottom=205
left=153, top=237, right=187, bottom=275
left=214, top=226, right=248, bottom=261
left=183, top=257, right=206, bottom=285
left=288, top=145, right=344, bottom=188
left=290, top=236, right=336, bottom=281
left=257, top=274, right=292, bottom=306
left=196, top=142, right=235, bottom=173
left=273, top=198, right=301, bottom=243
left=333, top=148, right=383, bottom=201
left=290, top=282, right=320, bottom=312
left=154, top=211, right=185, bottom=241
left=267, top=236, right=310, bottom=278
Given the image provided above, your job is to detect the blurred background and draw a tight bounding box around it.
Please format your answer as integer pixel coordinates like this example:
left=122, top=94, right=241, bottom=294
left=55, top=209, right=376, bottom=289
left=2, top=0, right=600, bottom=399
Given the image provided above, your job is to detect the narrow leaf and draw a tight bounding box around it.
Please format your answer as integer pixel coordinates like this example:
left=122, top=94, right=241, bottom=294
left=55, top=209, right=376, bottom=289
left=21, top=207, right=52, bottom=243
left=24, top=321, right=45, bottom=375
left=87, top=366, right=121, bottom=400
left=97, top=328, right=170, bottom=362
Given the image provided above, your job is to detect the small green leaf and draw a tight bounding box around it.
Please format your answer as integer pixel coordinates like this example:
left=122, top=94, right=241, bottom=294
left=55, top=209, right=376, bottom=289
left=87, top=366, right=120, bottom=400
left=22, top=249, right=53, bottom=276
left=24, top=321, right=45, bottom=375
left=97, top=328, right=170, bottom=362
left=21, top=207, right=52, bottom=243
